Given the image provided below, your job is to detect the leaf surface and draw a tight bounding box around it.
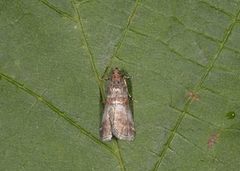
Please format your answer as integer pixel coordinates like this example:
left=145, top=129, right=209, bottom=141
left=1, top=0, right=240, bottom=170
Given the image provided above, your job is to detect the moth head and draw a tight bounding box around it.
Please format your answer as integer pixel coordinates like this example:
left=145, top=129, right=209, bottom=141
left=111, top=67, right=122, bottom=85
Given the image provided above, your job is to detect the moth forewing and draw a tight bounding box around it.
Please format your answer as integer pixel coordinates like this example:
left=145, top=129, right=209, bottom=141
left=100, top=68, right=135, bottom=141
left=100, top=105, right=112, bottom=141
left=112, top=105, right=135, bottom=141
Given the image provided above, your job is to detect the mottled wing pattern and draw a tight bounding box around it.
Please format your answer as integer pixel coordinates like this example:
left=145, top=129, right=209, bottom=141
left=112, top=105, right=135, bottom=141
left=100, top=67, right=135, bottom=141
left=100, top=104, right=112, bottom=141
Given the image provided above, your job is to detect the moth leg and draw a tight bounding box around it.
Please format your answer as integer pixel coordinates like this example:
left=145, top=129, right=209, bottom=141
left=123, top=75, right=131, bottom=79
left=101, top=75, right=110, bottom=81
left=100, top=108, right=112, bottom=141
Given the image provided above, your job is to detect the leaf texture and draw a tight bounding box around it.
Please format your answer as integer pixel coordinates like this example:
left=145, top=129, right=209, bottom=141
left=1, top=0, right=240, bottom=170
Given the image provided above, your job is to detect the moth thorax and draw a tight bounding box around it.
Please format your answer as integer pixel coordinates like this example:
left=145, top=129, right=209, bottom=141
left=113, top=100, right=125, bottom=105
left=112, top=87, right=122, bottom=94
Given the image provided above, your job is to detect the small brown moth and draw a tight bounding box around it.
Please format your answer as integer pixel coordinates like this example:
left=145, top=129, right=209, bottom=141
left=100, top=67, right=135, bottom=141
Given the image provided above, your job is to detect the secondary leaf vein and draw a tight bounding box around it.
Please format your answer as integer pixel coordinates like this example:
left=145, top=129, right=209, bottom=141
left=151, top=9, right=240, bottom=171
left=39, top=0, right=76, bottom=22
left=0, top=72, right=115, bottom=155
left=102, top=0, right=141, bottom=78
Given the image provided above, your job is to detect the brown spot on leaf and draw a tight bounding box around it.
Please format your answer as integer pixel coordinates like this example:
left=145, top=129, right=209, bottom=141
left=186, top=91, right=200, bottom=101
left=208, top=132, right=220, bottom=149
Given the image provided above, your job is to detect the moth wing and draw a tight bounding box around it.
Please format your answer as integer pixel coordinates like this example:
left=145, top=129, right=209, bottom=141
left=100, top=105, right=112, bottom=141
left=112, top=105, right=135, bottom=141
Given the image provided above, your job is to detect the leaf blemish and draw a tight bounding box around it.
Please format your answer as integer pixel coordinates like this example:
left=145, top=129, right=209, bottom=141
left=186, top=91, right=200, bottom=102
left=226, top=111, right=236, bottom=119
left=207, top=132, right=220, bottom=149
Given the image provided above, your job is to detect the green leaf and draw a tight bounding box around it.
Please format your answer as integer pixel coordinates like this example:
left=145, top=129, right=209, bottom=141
left=1, top=0, right=240, bottom=170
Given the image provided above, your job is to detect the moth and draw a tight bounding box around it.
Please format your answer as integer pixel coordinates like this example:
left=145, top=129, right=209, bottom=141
left=100, top=67, right=135, bottom=141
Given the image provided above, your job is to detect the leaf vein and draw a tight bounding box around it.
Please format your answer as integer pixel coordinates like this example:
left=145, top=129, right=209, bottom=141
left=199, top=0, right=235, bottom=18
left=39, top=0, right=76, bottom=22
left=195, top=9, right=240, bottom=90
left=143, top=4, right=222, bottom=43
left=71, top=0, right=104, bottom=97
left=71, top=1, right=139, bottom=170
left=114, top=140, right=126, bottom=171
left=102, top=0, right=141, bottom=78
left=0, top=72, right=116, bottom=156
left=151, top=9, right=240, bottom=171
